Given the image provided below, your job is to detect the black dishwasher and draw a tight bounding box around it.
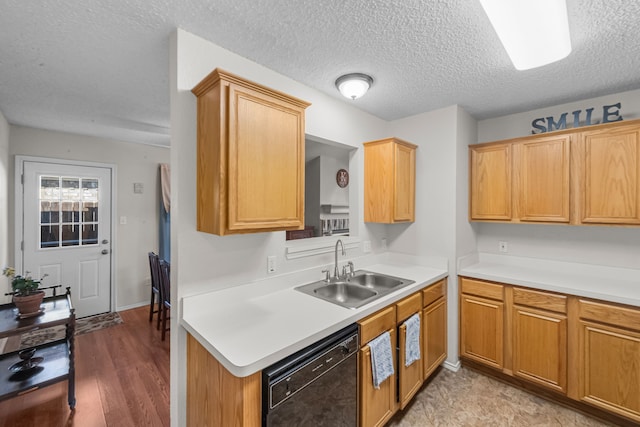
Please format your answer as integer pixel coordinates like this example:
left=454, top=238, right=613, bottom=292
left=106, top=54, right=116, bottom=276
left=262, top=324, right=359, bottom=427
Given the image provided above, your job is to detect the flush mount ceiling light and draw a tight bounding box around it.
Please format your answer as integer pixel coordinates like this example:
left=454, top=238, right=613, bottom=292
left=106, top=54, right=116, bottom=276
left=479, top=0, right=572, bottom=70
left=335, top=73, right=373, bottom=100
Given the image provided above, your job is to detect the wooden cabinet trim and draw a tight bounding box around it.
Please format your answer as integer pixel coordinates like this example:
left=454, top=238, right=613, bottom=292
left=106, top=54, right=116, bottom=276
left=422, top=279, right=446, bottom=307
left=513, top=287, right=568, bottom=313
left=359, top=305, right=397, bottom=345
left=396, top=292, right=421, bottom=323
left=460, top=277, right=504, bottom=301
left=579, top=299, right=640, bottom=332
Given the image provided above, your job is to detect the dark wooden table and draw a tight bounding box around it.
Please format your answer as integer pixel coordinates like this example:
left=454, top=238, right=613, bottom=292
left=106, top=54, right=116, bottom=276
left=0, top=288, right=76, bottom=409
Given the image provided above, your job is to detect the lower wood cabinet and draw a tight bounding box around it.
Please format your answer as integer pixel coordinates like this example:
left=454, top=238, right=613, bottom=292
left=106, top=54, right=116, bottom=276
left=578, top=299, right=640, bottom=423
left=422, top=279, right=448, bottom=379
left=459, top=278, right=504, bottom=369
left=459, top=276, right=640, bottom=425
left=186, top=333, right=261, bottom=427
left=358, top=280, right=449, bottom=426
left=185, top=279, right=450, bottom=427
left=396, top=293, right=423, bottom=409
left=512, top=291, right=567, bottom=393
left=358, top=305, right=398, bottom=427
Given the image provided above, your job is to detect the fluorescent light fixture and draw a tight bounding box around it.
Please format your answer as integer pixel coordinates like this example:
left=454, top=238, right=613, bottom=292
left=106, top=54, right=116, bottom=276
left=335, top=73, right=373, bottom=100
left=479, top=0, right=572, bottom=70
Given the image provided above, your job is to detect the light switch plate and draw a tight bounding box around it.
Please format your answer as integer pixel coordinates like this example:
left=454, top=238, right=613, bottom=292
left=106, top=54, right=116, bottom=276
left=363, top=240, right=372, bottom=253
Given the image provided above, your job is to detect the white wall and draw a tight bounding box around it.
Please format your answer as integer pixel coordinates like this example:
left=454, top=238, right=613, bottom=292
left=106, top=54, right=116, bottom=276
left=478, top=88, right=640, bottom=142
left=8, top=126, right=170, bottom=309
left=475, top=89, right=640, bottom=269
left=171, top=28, right=392, bottom=426
left=0, top=111, right=9, bottom=300
left=385, top=105, right=477, bottom=367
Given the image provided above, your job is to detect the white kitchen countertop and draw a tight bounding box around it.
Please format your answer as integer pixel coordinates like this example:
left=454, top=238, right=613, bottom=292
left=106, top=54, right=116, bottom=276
left=458, top=253, right=640, bottom=307
left=181, top=254, right=447, bottom=377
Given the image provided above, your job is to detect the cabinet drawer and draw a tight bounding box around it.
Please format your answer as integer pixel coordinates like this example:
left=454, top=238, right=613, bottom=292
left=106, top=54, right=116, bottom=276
left=513, top=287, right=567, bottom=313
left=396, top=293, right=421, bottom=323
left=579, top=299, right=640, bottom=331
left=423, top=279, right=446, bottom=307
left=460, top=277, right=504, bottom=301
left=359, top=305, right=396, bottom=344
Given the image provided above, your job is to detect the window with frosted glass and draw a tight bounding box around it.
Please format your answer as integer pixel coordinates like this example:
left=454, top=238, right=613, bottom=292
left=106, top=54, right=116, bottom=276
left=39, top=176, right=99, bottom=248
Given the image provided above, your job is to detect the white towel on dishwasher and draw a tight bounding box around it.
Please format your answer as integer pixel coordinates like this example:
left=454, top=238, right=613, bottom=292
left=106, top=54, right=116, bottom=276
left=404, top=313, right=421, bottom=367
left=369, top=331, right=394, bottom=389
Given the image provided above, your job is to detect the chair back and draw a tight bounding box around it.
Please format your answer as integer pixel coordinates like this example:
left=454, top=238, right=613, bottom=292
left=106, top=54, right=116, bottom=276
left=159, top=259, right=171, bottom=305
left=148, top=252, right=161, bottom=292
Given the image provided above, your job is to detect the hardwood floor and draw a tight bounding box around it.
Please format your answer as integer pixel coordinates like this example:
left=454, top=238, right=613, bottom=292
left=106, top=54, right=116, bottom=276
left=0, top=307, right=170, bottom=427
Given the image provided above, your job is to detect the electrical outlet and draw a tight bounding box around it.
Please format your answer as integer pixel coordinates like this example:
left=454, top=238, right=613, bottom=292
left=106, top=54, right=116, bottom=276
left=119, top=216, right=127, bottom=225
left=267, top=255, right=277, bottom=274
left=363, top=240, right=372, bottom=253
left=381, top=238, right=388, bottom=251
left=498, top=241, right=508, bottom=253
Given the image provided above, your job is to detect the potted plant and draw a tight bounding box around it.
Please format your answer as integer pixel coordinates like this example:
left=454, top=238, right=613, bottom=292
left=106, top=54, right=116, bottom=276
left=3, top=267, right=47, bottom=317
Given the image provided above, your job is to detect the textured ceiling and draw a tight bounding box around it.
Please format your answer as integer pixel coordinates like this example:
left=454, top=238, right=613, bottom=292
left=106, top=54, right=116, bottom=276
left=1, top=0, right=639, bottom=147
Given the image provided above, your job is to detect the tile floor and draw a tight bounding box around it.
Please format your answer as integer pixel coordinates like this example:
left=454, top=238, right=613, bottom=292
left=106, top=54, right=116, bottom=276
left=388, top=367, right=612, bottom=427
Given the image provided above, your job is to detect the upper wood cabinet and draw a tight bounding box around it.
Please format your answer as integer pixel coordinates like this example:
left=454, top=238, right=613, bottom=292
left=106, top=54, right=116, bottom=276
left=576, top=123, right=640, bottom=224
left=470, top=119, right=640, bottom=226
left=364, top=137, right=417, bottom=223
left=192, top=69, right=310, bottom=235
left=469, top=143, right=512, bottom=220
left=515, top=135, right=571, bottom=223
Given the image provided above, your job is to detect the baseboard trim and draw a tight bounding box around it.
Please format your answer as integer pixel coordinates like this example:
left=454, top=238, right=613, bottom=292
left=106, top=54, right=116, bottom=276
left=116, top=301, right=148, bottom=312
left=443, top=360, right=461, bottom=372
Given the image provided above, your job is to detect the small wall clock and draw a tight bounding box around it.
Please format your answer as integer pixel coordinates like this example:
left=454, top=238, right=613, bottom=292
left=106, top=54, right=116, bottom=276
left=336, top=169, right=349, bottom=188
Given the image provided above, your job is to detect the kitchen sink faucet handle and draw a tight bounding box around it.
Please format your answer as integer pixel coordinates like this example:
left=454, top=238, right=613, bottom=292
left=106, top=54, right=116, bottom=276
left=321, top=268, right=331, bottom=282
left=347, top=261, right=355, bottom=277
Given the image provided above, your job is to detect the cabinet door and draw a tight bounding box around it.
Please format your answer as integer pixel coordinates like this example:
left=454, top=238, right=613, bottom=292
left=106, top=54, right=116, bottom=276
left=398, top=313, right=423, bottom=409
left=227, top=82, right=305, bottom=232
left=579, top=320, right=640, bottom=422
left=516, top=136, right=570, bottom=222
left=513, top=306, right=567, bottom=393
left=359, top=328, right=397, bottom=427
left=460, top=294, right=504, bottom=368
left=423, top=297, right=447, bottom=379
left=579, top=124, right=640, bottom=224
left=470, top=144, right=512, bottom=220
left=394, top=142, right=416, bottom=222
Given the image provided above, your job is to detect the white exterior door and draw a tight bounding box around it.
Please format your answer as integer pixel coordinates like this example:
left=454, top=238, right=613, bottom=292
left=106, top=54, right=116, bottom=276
left=20, top=160, right=112, bottom=318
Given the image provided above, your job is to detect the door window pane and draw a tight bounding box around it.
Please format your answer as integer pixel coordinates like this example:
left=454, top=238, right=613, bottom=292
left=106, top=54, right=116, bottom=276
left=41, top=225, right=60, bottom=248
left=61, top=224, right=80, bottom=246
left=39, top=175, right=100, bottom=249
left=82, top=224, right=99, bottom=245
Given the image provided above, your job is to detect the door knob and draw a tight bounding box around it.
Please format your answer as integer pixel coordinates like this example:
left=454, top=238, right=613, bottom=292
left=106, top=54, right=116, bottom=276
left=101, top=249, right=109, bottom=255
left=102, top=239, right=109, bottom=244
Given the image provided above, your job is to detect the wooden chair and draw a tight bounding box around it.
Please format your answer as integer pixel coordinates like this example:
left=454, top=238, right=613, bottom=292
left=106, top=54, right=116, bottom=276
left=159, top=259, right=171, bottom=341
left=148, top=252, right=162, bottom=330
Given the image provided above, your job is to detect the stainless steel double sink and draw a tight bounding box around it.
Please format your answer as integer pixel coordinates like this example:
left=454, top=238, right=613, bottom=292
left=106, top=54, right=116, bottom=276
left=295, top=270, right=415, bottom=309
